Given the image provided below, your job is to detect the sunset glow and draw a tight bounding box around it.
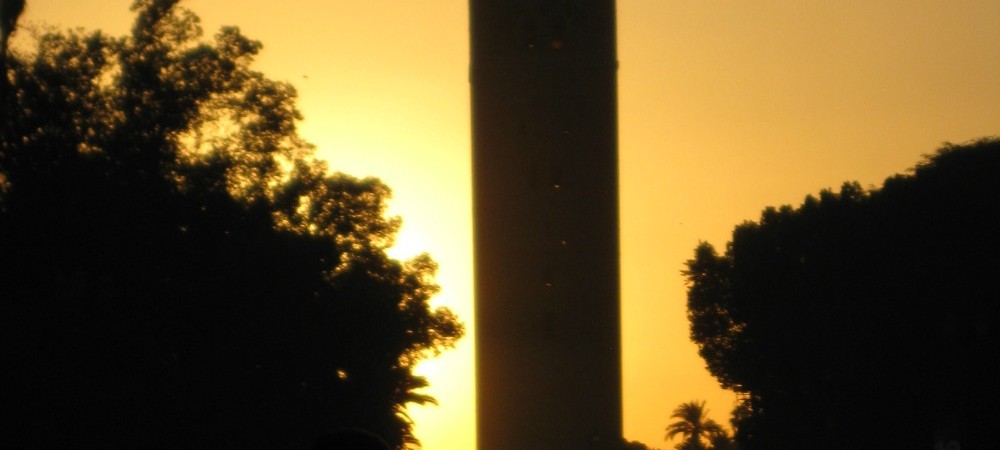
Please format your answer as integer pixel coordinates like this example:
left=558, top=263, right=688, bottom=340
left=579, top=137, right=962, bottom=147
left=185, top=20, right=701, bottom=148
left=20, top=1, right=1000, bottom=448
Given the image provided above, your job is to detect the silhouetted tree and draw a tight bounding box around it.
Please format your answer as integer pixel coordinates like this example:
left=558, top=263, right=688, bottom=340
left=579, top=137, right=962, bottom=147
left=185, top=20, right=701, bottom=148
left=727, top=398, right=754, bottom=448
left=0, top=1, right=462, bottom=449
left=665, top=400, right=724, bottom=450
left=706, top=429, right=737, bottom=450
left=621, top=438, right=659, bottom=450
left=684, top=138, right=1000, bottom=450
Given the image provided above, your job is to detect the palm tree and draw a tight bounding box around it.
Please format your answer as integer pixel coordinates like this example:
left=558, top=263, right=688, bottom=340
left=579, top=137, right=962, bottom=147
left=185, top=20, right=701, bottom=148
left=665, top=400, right=724, bottom=450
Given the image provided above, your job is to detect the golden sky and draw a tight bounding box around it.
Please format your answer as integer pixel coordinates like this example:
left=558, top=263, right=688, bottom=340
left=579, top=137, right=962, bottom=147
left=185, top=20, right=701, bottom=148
left=21, top=1, right=1000, bottom=449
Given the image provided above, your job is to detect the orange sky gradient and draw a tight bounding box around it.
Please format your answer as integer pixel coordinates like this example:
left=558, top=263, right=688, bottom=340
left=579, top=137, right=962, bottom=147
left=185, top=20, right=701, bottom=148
left=19, top=1, right=1000, bottom=449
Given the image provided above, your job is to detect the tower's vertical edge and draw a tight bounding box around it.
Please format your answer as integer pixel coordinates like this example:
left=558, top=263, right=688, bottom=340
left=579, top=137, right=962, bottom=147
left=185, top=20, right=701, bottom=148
left=471, top=1, right=622, bottom=449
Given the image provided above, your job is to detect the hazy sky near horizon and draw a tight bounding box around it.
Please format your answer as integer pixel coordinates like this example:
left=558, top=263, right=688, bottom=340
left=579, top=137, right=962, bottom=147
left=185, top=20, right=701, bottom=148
left=19, top=1, right=1000, bottom=448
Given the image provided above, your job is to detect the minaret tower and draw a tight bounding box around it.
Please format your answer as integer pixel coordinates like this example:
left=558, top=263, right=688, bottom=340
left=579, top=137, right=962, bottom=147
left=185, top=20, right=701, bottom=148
left=471, top=1, right=622, bottom=449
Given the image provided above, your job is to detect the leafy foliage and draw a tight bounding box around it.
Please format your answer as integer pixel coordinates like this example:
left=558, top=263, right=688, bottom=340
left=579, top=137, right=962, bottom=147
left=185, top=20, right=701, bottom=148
left=0, top=1, right=462, bottom=448
left=684, top=138, right=1000, bottom=450
left=665, top=400, right=724, bottom=450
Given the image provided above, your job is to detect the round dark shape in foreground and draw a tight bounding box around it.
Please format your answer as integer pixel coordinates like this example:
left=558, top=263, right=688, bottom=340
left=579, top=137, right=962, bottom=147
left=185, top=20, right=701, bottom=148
left=313, top=428, right=391, bottom=450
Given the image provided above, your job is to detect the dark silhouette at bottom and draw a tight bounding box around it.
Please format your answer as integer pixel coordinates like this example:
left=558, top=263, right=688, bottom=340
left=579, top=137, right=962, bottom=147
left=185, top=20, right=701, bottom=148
left=313, top=428, right=391, bottom=450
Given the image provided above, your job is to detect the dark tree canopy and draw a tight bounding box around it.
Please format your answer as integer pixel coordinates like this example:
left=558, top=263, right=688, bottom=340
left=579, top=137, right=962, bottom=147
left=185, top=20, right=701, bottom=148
left=685, top=138, right=1000, bottom=450
left=0, top=1, right=462, bottom=449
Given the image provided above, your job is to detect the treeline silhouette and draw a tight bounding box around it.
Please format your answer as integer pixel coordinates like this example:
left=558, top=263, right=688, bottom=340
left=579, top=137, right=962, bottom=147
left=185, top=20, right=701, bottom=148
left=0, top=1, right=461, bottom=449
left=685, top=138, right=1000, bottom=450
